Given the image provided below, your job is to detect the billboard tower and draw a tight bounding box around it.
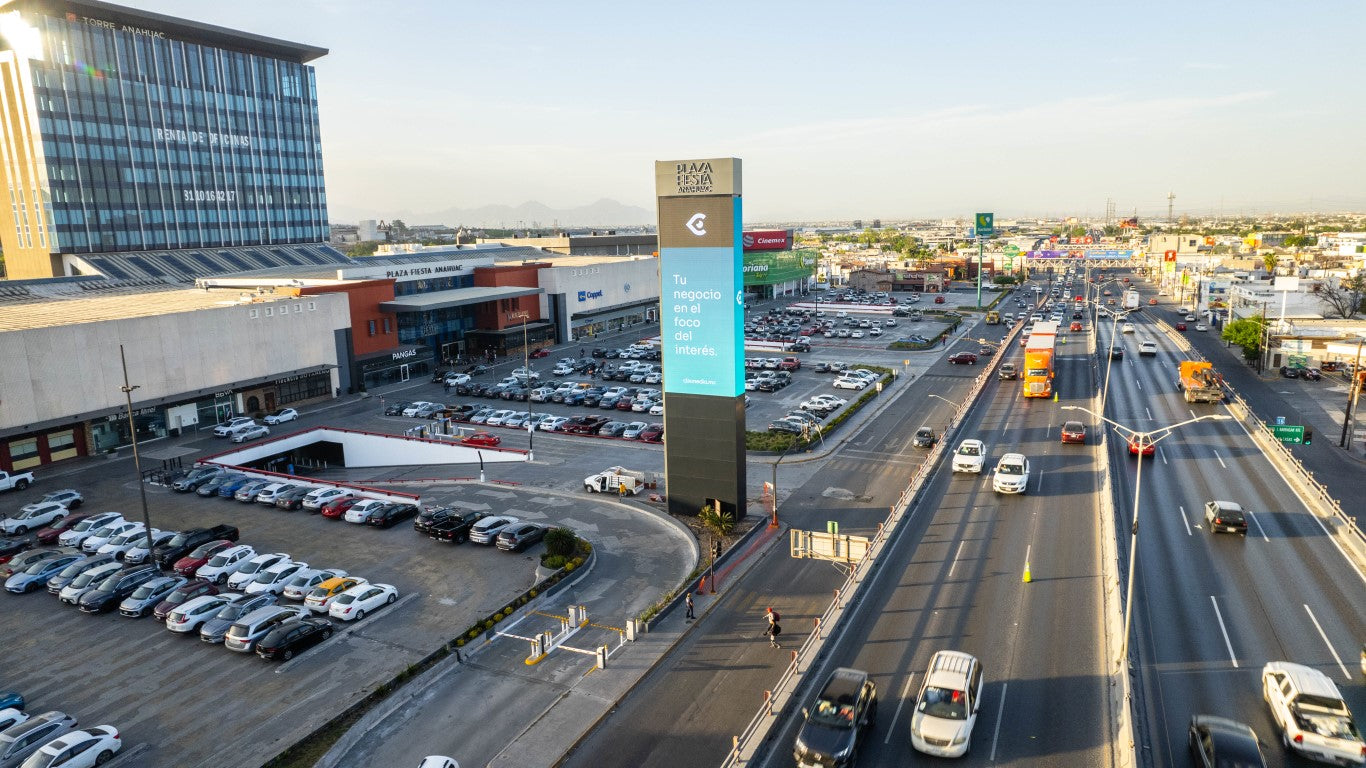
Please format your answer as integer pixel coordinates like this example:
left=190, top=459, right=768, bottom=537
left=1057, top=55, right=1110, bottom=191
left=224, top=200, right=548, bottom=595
left=655, top=158, right=746, bottom=518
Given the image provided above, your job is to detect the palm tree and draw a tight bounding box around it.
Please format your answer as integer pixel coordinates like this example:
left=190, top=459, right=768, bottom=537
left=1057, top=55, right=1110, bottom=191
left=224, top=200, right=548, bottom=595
left=698, top=502, right=735, bottom=593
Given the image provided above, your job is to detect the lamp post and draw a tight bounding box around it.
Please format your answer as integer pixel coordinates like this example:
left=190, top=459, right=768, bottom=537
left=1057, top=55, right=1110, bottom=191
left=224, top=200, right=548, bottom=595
left=1339, top=335, right=1366, bottom=448
left=118, top=346, right=156, bottom=557
left=1061, top=405, right=1231, bottom=664
left=510, top=310, right=534, bottom=460
left=771, top=425, right=818, bottom=528
left=1095, top=305, right=1133, bottom=412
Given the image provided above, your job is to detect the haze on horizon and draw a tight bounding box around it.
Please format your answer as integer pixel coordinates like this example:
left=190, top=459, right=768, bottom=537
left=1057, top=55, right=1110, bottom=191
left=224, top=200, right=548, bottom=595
left=125, top=0, right=1366, bottom=223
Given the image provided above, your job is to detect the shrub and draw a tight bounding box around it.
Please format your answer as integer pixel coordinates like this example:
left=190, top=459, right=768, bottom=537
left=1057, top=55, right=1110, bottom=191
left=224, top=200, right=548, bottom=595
left=543, top=527, right=577, bottom=558
left=542, top=554, right=567, bottom=569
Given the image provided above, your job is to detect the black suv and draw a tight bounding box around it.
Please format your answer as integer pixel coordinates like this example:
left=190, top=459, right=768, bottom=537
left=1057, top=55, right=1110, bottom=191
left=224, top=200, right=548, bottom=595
left=794, top=667, right=877, bottom=767
left=153, top=525, right=240, bottom=569
left=77, top=564, right=160, bottom=613
left=912, top=426, right=938, bottom=448
left=427, top=510, right=488, bottom=544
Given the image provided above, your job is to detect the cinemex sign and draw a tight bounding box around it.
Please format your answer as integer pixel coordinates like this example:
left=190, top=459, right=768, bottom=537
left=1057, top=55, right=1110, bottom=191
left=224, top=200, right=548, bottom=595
left=741, top=230, right=792, bottom=252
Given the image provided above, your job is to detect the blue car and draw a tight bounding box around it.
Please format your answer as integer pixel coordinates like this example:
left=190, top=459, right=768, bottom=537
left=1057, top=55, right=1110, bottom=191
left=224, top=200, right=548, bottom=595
left=218, top=475, right=257, bottom=498
left=5, top=553, right=84, bottom=594
left=0, top=691, right=21, bottom=711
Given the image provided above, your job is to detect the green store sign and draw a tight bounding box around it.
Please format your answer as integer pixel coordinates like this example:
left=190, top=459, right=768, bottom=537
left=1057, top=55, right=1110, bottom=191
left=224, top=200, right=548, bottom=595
left=743, top=249, right=818, bottom=286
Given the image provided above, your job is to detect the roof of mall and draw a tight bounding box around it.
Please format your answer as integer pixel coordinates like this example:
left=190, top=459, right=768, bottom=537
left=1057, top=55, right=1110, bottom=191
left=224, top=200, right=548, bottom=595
left=0, top=282, right=299, bottom=332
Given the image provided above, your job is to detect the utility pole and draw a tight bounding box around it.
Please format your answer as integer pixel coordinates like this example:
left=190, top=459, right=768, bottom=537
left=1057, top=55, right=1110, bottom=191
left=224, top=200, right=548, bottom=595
left=1167, top=192, right=1175, bottom=229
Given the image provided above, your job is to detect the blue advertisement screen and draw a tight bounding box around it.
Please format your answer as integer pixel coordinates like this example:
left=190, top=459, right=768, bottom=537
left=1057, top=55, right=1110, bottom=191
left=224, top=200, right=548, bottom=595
left=660, top=245, right=743, bottom=397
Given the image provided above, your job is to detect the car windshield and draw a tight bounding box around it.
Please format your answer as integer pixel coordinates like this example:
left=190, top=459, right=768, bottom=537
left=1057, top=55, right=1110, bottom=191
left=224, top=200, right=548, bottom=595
left=110, top=532, right=141, bottom=545
left=130, top=581, right=166, bottom=599
left=188, top=543, right=219, bottom=557
left=809, top=698, right=856, bottom=728
left=255, top=570, right=282, bottom=584
left=334, top=593, right=356, bottom=605
left=217, top=604, right=248, bottom=620
left=999, top=463, right=1024, bottom=476
left=23, top=559, right=56, bottom=574
left=239, top=560, right=268, bottom=575
left=958, top=444, right=980, bottom=456
left=307, top=586, right=328, bottom=599
left=167, top=532, right=191, bottom=547
left=71, top=568, right=110, bottom=588
left=919, top=686, right=968, bottom=719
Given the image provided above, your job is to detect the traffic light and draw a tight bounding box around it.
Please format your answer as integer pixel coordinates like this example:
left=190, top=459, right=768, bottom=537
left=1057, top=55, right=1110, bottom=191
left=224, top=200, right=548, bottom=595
left=1303, top=427, right=1313, bottom=445
left=712, top=540, right=723, bottom=559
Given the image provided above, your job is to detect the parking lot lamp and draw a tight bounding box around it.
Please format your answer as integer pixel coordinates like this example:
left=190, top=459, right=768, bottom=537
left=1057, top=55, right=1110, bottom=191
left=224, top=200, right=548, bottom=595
left=119, top=345, right=156, bottom=557
left=511, top=310, right=534, bottom=460
left=1061, top=406, right=1230, bottom=666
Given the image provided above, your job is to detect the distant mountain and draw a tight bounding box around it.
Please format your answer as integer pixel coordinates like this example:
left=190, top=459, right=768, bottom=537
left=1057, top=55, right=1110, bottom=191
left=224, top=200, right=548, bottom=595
left=333, top=198, right=654, bottom=229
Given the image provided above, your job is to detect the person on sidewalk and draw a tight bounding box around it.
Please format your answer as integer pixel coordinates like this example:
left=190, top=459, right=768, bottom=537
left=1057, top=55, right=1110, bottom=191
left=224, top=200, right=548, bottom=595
left=685, top=591, right=695, bottom=621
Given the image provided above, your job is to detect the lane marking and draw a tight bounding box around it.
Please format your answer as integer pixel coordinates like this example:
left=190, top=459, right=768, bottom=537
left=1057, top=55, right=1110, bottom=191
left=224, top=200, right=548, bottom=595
left=1137, top=379, right=1143, bottom=391
left=1178, top=505, right=1192, bottom=535
left=1213, top=450, right=1227, bottom=470
left=1189, top=408, right=1197, bottom=420
left=1145, top=407, right=1153, bottom=421
left=989, top=682, right=1008, bottom=761
left=1035, top=470, right=1043, bottom=494
left=886, top=672, right=917, bottom=744
left=1245, top=510, right=1270, bottom=542
left=1024, top=543, right=1032, bottom=570
left=1210, top=596, right=1238, bottom=667
left=1159, top=446, right=1168, bottom=465
left=947, top=541, right=966, bottom=579
left=1303, top=604, right=1351, bottom=680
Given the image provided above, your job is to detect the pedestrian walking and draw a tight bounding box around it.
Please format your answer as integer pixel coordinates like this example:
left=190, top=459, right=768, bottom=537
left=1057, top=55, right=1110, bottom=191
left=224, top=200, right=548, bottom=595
left=685, top=592, right=695, bottom=621
left=765, top=607, right=782, bottom=649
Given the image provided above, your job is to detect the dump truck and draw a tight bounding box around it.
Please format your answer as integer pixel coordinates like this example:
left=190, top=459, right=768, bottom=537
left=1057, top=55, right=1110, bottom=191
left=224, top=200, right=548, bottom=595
left=1022, top=321, right=1057, bottom=398
left=584, top=466, right=647, bottom=495
left=1177, top=360, right=1225, bottom=403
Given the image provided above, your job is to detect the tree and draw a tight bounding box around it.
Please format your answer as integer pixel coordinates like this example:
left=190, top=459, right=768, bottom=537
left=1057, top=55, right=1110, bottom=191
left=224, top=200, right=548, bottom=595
left=1222, top=317, right=1266, bottom=360
left=1316, top=274, right=1366, bottom=319
left=1261, top=253, right=1277, bottom=273
left=345, top=241, right=380, bottom=258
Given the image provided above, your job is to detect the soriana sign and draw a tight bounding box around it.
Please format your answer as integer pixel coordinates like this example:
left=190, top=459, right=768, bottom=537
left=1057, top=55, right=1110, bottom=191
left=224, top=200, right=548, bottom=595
left=741, top=229, right=792, bottom=252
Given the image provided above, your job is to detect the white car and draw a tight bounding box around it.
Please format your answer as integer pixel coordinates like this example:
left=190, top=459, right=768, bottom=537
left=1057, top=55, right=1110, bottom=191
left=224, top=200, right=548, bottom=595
left=1195, top=323, right=1208, bottom=332
left=992, top=453, right=1031, bottom=494
left=1138, top=341, right=1157, bottom=356
left=232, top=424, right=270, bottom=443
left=195, top=544, right=256, bottom=584
left=952, top=439, right=987, bottom=474
left=165, top=593, right=234, bottom=634
left=20, top=724, right=121, bottom=767
left=800, top=395, right=847, bottom=412
left=538, top=416, right=569, bottom=432
left=1262, top=661, right=1364, bottom=764
left=850, top=330, right=864, bottom=339
left=58, top=561, right=124, bottom=605
left=833, top=376, right=868, bottom=391
left=551, top=364, right=574, bottom=376
left=281, top=568, right=348, bottom=602
left=1121, top=322, right=1135, bottom=333
left=81, top=521, right=143, bottom=553
left=469, top=515, right=520, bottom=545
left=121, top=530, right=176, bottom=565
left=263, top=408, right=299, bottom=425
left=213, top=416, right=255, bottom=437
left=444, top=372, right=471, bottom=386
left=484, top=409, right=516, bottom=426
left=1, top=502, right=68, bottom=535
left=329, top=582, right=399, bottom=622
left=304, top=576, right=368, bottom=614
left=910, top=650, right=984, bottom=757
left=344, top=499, right=389, bottom=524
left=226, top=552, right=291, bottom=591
left=25, top=489, right=83, bottom=511
left=301, top=487, right=353, bottom=511
left=253, top=483, right=292, bottom=505
left=245, top=560, right=309, bottom=596
left=649, top=403, right=664, bottom=416
left=96, top=527, right=159, bottom=559
left=401, top=401, right=440, bottom=417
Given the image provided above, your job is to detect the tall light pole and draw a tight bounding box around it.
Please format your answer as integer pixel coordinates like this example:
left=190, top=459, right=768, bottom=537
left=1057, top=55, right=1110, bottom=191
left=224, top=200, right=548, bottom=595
left=511, top=310, right=534, bottom=460
left=118, top=346, right=156, bottom=556
left=1095, top=305, right=1132, bottom=411
left=1062, top=405, right=1230, bottom=664
left=1339, top=335, right=1366, bottom=448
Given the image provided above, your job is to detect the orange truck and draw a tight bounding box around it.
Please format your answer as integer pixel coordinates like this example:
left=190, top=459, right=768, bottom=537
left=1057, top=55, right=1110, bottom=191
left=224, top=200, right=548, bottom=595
left=1022, top=321, right=1058, bottom=397
left=1177, top=361, right=1225, bottom=403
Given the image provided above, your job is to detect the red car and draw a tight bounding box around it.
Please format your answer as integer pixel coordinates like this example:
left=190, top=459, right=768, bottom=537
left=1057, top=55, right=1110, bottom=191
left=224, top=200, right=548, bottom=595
left=639, top=423, right=664, bottom=443
left=152, top=579, right=219, bottom=621
left=462, top=432, right=501, bottom=447
left=1069, top=321, right=1083, bottom=332
left=172, top=539, right=233, bottom=577
left=35, top=514, right=90, bottom=546
left=529, top=348, right=550, bottom=359
left=1060, top=421, right=1087, bottom=444
left=1148, top=298, right=1158, bottom=306
left=934, top=295, right=946, bottom=304
left=320, top=496, right=360, bottom=520
left=1128, top=437, right=1156, bottom=456
left=947, top=352, right=979, bottom=365
left=1175, top=322, right=1187, bottom=331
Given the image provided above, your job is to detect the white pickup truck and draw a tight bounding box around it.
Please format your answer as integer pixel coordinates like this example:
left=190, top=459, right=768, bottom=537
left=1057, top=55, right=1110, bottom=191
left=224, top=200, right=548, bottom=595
left=0, top=470, right=35, bottom=493
left=1262, top=661, right=1365, bottom=765
left=584, top=467, right=646, bottom=495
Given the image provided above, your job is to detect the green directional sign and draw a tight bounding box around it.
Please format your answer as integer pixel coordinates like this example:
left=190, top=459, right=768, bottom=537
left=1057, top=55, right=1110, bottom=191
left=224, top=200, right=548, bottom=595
left=1268, top=424, right=1305, bottom=443
left=975, top=212, right=994, bottom=238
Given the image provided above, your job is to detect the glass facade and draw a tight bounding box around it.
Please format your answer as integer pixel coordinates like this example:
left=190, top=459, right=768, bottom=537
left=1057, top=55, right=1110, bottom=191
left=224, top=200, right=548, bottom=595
left=19, top=11, right=327, bottom=254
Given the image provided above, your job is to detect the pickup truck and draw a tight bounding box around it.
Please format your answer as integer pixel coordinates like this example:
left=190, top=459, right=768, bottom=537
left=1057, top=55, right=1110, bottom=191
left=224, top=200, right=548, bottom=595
left=0, top=470, right=35, bottom=493
left=426, top=510, right=488, bottom=544
left=153, top=524, right=241, bottom=569
left=585, top=467, right=646, bottom=495
left=778, top=356, right=802, bottom=371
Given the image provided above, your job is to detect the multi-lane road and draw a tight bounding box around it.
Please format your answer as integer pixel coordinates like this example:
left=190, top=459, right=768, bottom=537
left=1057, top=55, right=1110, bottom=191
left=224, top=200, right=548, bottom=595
left=563, top=282, right=1366, bottom=768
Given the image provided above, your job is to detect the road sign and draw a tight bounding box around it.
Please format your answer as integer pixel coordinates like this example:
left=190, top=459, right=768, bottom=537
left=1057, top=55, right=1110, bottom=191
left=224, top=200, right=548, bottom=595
left=1268, top=424, right=1304, bottom=443
left=975, top=212, right=994, bottom=238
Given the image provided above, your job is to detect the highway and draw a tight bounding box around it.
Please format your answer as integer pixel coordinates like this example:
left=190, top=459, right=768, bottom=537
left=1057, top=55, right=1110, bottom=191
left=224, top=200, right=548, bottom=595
left=562, top=295, right=1115, bottom=767
left=1104, top=303, right=1366, bottom=768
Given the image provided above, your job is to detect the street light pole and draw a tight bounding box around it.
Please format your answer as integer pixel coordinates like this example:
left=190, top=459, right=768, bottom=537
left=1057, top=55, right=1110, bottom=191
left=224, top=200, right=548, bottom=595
left=118, top=345, right=156, bottom=557
left=515, top=311, right=534, bottom=460
left=1339, top=335, right=1365, bottom=448
left=1062, top=406, right=1230, bottom=664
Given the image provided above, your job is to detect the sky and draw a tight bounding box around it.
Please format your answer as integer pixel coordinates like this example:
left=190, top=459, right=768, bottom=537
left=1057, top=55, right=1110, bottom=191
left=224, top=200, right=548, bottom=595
left=124, top=0, right=1366, bottom=224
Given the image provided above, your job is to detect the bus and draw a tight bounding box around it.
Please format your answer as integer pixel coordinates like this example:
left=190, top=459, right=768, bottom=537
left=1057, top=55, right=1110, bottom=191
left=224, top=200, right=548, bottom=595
left=1022, top=321, right=1058, bottom=398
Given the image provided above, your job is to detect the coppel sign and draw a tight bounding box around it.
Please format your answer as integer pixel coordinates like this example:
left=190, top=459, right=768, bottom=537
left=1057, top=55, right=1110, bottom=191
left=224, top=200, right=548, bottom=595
left=577, top=289, right=605, bottom=302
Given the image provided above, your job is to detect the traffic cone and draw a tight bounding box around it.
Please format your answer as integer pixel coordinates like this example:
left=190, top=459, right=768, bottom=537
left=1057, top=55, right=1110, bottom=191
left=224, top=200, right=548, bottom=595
left=1023, top=561, right=1032, bottom=583
left=1053, top=392, right=1058, bottom=403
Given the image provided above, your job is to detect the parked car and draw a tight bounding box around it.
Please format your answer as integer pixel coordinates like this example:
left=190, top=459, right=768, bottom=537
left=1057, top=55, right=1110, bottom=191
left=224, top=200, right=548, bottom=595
left=43, top=553, right=117, bottom=594
left=223, top=605, right=309, bottom=653
left=328, top=582, right=398, bottom=621
left=280, top=568, right=347, bottom=602
left=196, top=473, right=245, bottom=497
left=80, top=522, right=142, bottom=554
left=76, top=564, right=160, bottom=613
left=199, top=592, right=278, bottom=643
left=302, top=487, right=353, bottom=512
left=118, top=530, right=175, bottom=566
left=469, top=516, right=520, bottom=545
left=5, top=553, right=83, bottom=594
left=165, top=593, right=235, bottom=634
left=25, top=489, right=82, bottom=511
left=1, top=503, right=69, bottom=536
left=263, top=408, right=299, bottom=425
left=343, top=499, right=389, bottom=525
left=152, top=579, right=219, bottom=621
left=172, top=539, right=234, bottom=577
left=153, top=525, right=240, bottom=570
left=56, top=561, right=125, bottom=605
left=0, top=711, right=80, bottom=768
left=319, top=497, right=361, bottom=520
left=226, top=552, right=291, bottom=591
left=639, top=423, right=664, bottom=443
left=304, top=576, right=367, bottom=614
left=496, top=523, right=546, bottom=552
left=234, top=480, right=274, bottom=503
left=427, top=510, right=488, bottom=544
left=273, top=485, right=315, bottom=511
left=212, top=417, right=255, bottom=437
left=117, top=575, right=188, bottom=618
left=244, top=560, right=309, bottom=596
left=256, top=617, right=335, bottom=661
left=367, top=503, right=420, bottom=529
left=231, top=424, right=270, bottom=443
left=33, top=515, right=86, bottom=547
left=461, top=432, right=501, bottom=448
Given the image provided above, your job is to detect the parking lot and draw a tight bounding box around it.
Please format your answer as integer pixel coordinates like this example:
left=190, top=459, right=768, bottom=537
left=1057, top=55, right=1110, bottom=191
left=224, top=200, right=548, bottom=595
left=0, top=436, right=687, bottom=767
